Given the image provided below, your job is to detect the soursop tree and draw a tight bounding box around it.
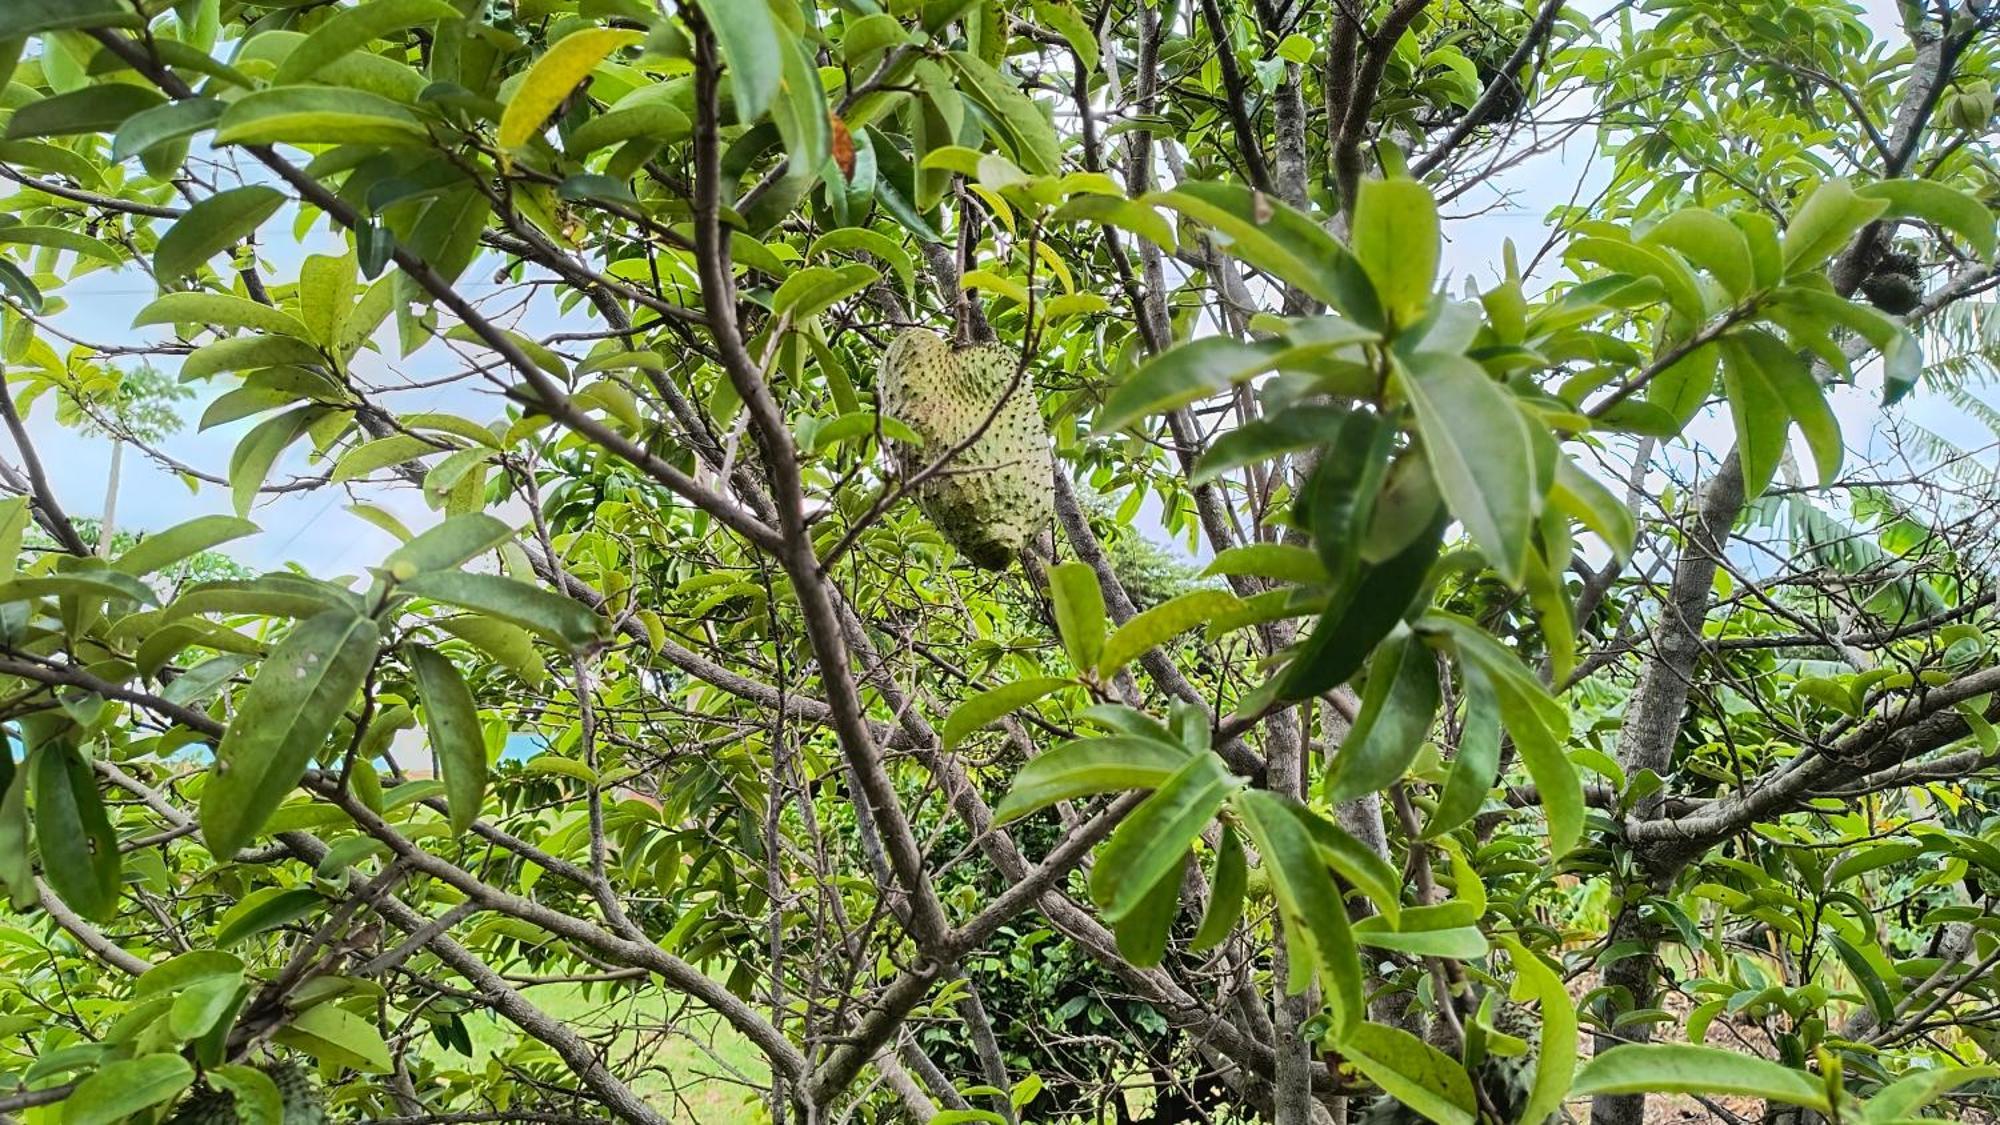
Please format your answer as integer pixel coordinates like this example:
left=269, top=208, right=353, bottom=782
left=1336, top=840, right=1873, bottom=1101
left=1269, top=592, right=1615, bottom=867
left=0, top=1, right=1994, bottom=1124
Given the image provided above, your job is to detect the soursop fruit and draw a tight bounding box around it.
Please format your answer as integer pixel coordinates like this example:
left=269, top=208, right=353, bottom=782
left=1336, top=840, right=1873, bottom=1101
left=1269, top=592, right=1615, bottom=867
left=164, top=1062, right=329, bottom=1125
left=876, top=328, right=1054, bottom=570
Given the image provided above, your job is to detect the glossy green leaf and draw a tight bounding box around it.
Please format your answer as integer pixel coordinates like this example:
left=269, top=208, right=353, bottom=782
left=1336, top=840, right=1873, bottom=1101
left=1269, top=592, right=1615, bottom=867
left=1090, top=752, right=1237, bottom=921
left=216, top=86, right=429, bottom=147
left=1424, top=658, right=1501, bottom=837
left=1642, top=208, right=1755, bottom=300
left=62, top=1055, right=194, bottom=1125
left=1352, top=178, right=1440, bottom=323
left=943, top=677, right=1075, bottom=750
left=135, top=292, right=313, bottom=338
left=1342, top=1023, right=1477, bottom=1125
left=1049, top=561, right=1107, bottom=672
left=1232, top=790, right=1361, bottom=1036
left=155, top=185, right=286, bottom=282
left=993, top=736, right=1193, bottom=823
left=408, top=644, right=485, bottom=835
left=275, top=0, right=461, bottom=85
left=215, top=886, right=325, bottom=946
left=1324, top=628, right=1440, bottom=802
left=110, top=97, right=225, bottom=163
left=200, top=610, right=381, bottom=857
left=395, top=572, right=604, bottom=650
left=384, top=513, right=512, bottom=577
left=34, top=743, right=121, bottom=921
left=0, top=0, right=142, bottom=35
left=5, top=84, right=165, bottom=139
left=1098, top=590, right=1244, bottom=677
left=1502, top=936, right=1579, bottom=1125
left=694, top=0, right=783, bottom=120
left=273, top=1003, right=392, bottom=1074
left=115, top=516, right=259, bottom=577
left=1399, top=351, right=1538, bottom=585
left=1856, top=179, right=1995, bottom=264
left=1190, top=825, right=1246, bottom=952
left=1574, top=1044, right=1830, bottom=1111
left=1782, top=179, right=1888, bottom=271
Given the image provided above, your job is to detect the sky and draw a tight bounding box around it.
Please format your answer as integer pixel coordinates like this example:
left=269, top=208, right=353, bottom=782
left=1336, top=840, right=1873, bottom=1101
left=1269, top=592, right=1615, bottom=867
left=15, top=0, right=1985, bottom=582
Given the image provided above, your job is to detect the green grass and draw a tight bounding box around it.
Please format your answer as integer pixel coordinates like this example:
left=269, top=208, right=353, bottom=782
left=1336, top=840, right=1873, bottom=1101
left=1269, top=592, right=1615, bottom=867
left=447, top=982, right=766, bottom=1123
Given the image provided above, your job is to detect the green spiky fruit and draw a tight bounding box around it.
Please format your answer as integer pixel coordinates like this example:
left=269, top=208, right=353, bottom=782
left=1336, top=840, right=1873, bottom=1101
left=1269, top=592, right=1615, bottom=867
left=877, top=328, right=1054, bottom=570
left=164, top=1063, right=329, bottom=1125
left=1862, top=270, right=1922, bottom=315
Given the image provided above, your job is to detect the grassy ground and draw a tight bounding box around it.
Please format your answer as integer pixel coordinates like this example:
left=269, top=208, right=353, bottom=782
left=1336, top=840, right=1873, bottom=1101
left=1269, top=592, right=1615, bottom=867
left=450, top=982, right=765, bottom=1123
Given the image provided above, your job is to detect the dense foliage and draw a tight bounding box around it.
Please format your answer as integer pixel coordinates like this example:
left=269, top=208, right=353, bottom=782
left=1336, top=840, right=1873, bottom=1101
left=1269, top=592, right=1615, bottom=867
left=0, top=0, right=1996, bottom=1123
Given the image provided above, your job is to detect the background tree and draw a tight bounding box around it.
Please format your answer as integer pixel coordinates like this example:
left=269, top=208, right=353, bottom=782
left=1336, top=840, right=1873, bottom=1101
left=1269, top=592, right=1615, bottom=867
left=0, top=1, right=1994, bottom=1124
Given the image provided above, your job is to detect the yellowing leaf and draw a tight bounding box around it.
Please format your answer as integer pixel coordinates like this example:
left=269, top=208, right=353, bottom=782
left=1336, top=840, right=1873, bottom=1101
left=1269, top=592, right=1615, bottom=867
left=497, top=28, right=644, bottom=150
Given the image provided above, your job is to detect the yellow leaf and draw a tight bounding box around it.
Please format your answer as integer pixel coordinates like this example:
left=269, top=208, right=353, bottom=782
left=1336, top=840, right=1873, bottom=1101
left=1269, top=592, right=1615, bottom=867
left=497, top=27, right=644, bottom=150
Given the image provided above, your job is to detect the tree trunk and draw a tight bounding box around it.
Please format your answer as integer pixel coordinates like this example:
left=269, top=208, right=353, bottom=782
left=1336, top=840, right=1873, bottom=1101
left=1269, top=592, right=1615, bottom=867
left=97, top=438, right=122, bottom=556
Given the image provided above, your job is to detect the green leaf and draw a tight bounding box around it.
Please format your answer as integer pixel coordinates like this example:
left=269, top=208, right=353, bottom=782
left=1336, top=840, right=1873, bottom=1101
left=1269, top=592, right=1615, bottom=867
left=333, top=434, right=445, bottom=482
left=1293, top=806, right=1404, bottom=921
left=1731, top=328, right=1841, bottom=486
left=135, top=292, right=313, bottom=339
left=384, top=513, right=512, bottom=577
left=1202, top=544, right=1330, bottom=586
left=1423, top=658, right=1501, bottom=837
left=215, top=886, right=324, bottom=946
left=1549, top=455, right=1636, bottom=560
left=1096, top=337, right=1285, bottom=434
left=810, top=229, right=917, bottom=297
left=216, top=86, right=429, bottom=147
left=273, top=1004, right=392, bottom=1074
left=110, top=97, right=225, bottom=163
left=1297, top=408, right=1395, bottom=587
left=1574, top=1044, right=1830, bottom=1112
left=1567, top=236, right=1707, bottom=321
left=773, top=263, right=879, bottom=320
left=206, top=1065, right=284, bottom=1125
left=275, top=0, right=461, bottom=85
left=567, top=101, right=690, bottom=155
left=1352, top=178, right=1440, bottom=324
left=5, top=84, right=165, bottom=139
left=1191, top=825, right=1246, bottom=951
left=170, top=973, right=245, bottom=1039
left=1501, top=936, right=1579, bottom=1125
left=62, top=1055, right=194, bottom=1125
left=1049, top=561, right=1107, bottom=671
left=1090, top=752, right=1238, bottom=920
left=943, top=677, right=1075, bottom=750
left=1782, top=179, right=1889, bottom=272
left=396, top=571, right=604, bottom=650
left=1352, top=916, right=1486, bottom=958
left=945, top=51, right=1060, bottom=175
left=1864, top=1066, right=2000, bottom=1122
left=1324, top=628, right=1439, bottom=802
left=155, top=185, right=286, bottom=282
left=1642, top=208, right=1755, bottom=300
left=1232, top=790, right=1361, bottom=1037
left=1098, top=590, right=1244, bottom=677
left=115, top=516, right=259, bottom=577
left=1276, top=518, right=1444, bottom=702
left=199, top=610, right=381, bottom=858
left=408, top=644, right=485, bottom=835
left=1422, top=612, right=1580, bottom=853
left=770, top=31, right=830, bottom=183
left=0, top=0, right=142, bottom=35
left=1399, top=351, right=1538, bottom=585
left=180, top=335, right=326, bottom=380
left=1343, top=1023, right=1477, bottom=1125
left=1190, top=404, right=1352, bottom=485
left=1112, top=847, right=1183, bottom=966
left=1146, top=182, right=1379, bottom=320
left=0, top=225, right=120, bottom=262
left=694, top=0, right=783, bottom=120
left=993, top=736, right=1193, bottom=823
left=33, top=743, right=121, bottom=922
left=0, top=570, right=158, bottom=606
left=228, top=406, right=324, bottom=518
left=1855, top=179, right=1995, bottom=264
